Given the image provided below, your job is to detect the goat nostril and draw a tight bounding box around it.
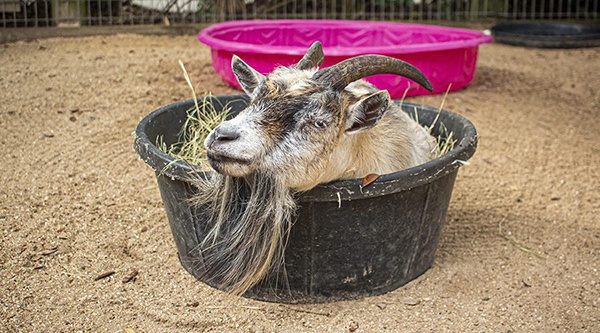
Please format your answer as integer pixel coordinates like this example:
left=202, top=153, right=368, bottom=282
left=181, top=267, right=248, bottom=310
left=213, top=125, right=240, bottom=142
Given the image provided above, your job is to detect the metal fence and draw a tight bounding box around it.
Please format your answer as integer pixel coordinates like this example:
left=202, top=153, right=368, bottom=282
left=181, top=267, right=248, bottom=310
left=1, top=0, right=598, bottom=28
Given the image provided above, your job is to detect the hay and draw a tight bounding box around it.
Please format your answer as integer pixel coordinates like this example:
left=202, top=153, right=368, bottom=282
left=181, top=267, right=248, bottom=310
left=156, top=60, right=231, bottom=169
left=157, top=97, right=231, bottom=169
left=429, top=84, right=458, bottom=158
left=411, top=84, right=458, bottom=158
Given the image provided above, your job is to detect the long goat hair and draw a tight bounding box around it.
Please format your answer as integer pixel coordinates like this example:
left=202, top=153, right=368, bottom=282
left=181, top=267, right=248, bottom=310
left=191, top=172, right=296, bottom=295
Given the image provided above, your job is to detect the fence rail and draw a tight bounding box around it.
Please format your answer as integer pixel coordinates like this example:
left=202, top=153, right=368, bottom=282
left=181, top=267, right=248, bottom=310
left=1, top=0, right=598, bottom=29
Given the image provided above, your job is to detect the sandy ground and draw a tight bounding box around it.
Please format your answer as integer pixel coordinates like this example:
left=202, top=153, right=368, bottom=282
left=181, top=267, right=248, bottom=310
left=0, top=33, right=599, bottom=332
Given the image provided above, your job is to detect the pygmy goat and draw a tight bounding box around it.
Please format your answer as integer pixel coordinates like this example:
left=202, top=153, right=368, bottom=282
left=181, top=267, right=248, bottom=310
left=194, top=41, right=437, bottom=295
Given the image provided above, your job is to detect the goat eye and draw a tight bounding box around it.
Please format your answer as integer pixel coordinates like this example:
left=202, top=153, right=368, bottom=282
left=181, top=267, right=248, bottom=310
left=314, top=120, right=327, bottom=129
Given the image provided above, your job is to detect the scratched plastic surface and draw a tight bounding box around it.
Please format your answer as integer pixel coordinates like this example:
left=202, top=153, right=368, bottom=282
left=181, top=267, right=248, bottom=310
left=198, top=20, right=493, bottom=98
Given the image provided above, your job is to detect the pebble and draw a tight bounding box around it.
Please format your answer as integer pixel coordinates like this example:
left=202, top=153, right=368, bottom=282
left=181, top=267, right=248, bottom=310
left=401, top=298, right=420, bottom=306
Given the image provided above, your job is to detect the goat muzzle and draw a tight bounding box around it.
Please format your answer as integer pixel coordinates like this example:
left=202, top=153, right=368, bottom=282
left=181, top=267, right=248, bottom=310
left=213, top=123, right=241, bottom=142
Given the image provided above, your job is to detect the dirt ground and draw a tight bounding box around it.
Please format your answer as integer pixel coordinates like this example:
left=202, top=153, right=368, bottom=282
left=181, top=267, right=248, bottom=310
left=0, top=33, right=598, bottom=332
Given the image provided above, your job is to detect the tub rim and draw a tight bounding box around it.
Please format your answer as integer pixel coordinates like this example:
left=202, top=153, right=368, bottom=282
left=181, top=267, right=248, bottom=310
left=133, top=94, right=477, bottom=202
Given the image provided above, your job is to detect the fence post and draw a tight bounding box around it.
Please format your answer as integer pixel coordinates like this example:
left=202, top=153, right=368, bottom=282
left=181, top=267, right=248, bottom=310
left=51, top=0, right=86, bottom=26
left=486, top=0, right=505, bottom=18
left=470, top=0, right=479, bottom=20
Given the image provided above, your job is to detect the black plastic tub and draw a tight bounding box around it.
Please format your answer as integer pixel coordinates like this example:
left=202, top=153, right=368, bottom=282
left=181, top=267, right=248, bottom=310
left=491, top=22, right=600, bottom=49
left=133, top=94, right=477, bottom=303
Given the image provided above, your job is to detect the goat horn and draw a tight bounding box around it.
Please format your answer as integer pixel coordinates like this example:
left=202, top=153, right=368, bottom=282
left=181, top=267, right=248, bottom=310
left=296, top=41, right=325, bottom=70
left=312, top=55, right=434, bottom=92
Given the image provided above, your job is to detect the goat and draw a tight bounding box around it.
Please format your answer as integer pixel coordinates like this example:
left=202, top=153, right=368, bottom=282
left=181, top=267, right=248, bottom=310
left=193, top=41, right=436, bottom=295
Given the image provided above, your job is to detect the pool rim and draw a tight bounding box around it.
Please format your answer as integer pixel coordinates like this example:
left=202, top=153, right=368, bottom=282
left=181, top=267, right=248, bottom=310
left=198, top=19, right=494, bottom=56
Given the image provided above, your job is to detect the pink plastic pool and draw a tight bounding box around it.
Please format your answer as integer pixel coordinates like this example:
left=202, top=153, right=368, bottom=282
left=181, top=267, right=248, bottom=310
left=198, top=20, right=493, bottom=98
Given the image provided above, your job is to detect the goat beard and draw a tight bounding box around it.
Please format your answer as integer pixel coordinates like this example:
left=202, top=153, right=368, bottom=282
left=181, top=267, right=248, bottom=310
left=191, top=171, right=296, bottom=296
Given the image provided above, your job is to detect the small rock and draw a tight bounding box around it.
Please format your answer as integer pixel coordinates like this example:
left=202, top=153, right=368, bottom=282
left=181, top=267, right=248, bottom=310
left=39, top=45, right=47, bottom=50
left=69, top=115, right=77, bottom=122
left=522, top=280, right=532, bottom=287
left=43, top=243, right=56, bottom=250
left=187, top=301, right=200, bottom=307
left=43, top=133, right=55, bottom=138
left=482, top=297, right=491, bottom=301
left=401, top=298, right=420, bottom=306
left=348, top=320, right=359, bottom=332
left=376, top=303, right=387, bottom=310
left=140, top=226, right=148, bottom=232
left=550, top=196, right=560, bottom=201
left=0, top=215, right=6, bottom=219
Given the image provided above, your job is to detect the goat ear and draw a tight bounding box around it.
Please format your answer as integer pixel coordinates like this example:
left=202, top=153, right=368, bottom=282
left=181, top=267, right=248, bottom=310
left=232, top=55, right=265, bottom=96
left=345, top=90, right=390, bottom=134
